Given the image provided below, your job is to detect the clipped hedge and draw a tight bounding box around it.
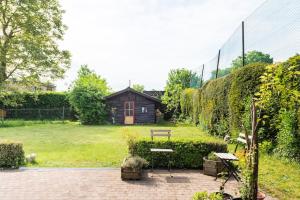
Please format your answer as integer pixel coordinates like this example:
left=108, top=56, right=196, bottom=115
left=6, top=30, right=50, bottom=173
left=0, top=92, right=76, bottom=120
left=0, top=141, right=25, bottom=168
left=129, top=139, right=227, bottom=169
left=0, top=92, right=70, bottom=108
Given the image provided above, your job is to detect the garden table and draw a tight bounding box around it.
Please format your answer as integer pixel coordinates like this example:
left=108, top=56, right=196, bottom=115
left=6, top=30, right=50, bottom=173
left=150, top=148, right=173, bottom=177
left=214, top=153, right=240, bottom=183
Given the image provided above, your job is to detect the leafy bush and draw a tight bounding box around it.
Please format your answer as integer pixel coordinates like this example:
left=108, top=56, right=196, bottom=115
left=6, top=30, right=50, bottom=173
left=0, top=141, right=25, bottom=168
left=274, top=110, right=300, bottom=161
left=192, top=191, right=222, bottom=200
left=129, top=139, right=227, bottom=168
left=69, top=65, right=110, bottom=125
left=207, top=152, right=219, bottom=161
left=121, top=156, right=148, bottom=169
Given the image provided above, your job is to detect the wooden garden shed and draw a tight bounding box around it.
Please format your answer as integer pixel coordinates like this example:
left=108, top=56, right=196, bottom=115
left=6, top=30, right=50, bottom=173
left=105, top=87, right=161, bottom=125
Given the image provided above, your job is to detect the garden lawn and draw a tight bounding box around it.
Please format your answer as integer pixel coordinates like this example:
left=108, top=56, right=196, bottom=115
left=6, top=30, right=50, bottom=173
left=0, top=121, right=219, bottom=167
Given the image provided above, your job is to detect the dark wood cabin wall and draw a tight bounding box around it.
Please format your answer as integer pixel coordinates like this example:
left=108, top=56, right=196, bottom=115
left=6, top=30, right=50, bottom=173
left=106, top=91, right=156, bottom=124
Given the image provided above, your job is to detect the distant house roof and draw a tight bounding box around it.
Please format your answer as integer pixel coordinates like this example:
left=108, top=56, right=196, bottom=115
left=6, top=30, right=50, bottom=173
left=105, top=87, right=161, bottom=103
left=143, top=90, right=165, bottom=99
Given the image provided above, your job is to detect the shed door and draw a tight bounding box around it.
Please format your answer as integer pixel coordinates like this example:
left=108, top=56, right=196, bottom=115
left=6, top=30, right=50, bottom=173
left=124, top=101, right=134, bottom=124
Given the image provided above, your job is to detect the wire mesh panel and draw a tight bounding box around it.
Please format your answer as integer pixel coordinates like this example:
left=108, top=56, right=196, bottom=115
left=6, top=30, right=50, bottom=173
left=4, top=107, right=75, bottom=120
left=244, top=0, right=300, bottom=61
left=199, top=0, right=300, bottom=83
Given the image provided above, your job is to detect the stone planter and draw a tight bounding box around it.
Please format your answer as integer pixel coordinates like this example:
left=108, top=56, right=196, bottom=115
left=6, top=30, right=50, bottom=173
left=121, top=167, right=142, bottom=180
left=203, top=157, right=223, bottom=177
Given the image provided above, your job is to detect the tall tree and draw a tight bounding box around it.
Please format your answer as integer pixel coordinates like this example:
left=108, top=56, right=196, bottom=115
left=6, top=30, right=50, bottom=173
left=132, top=84, right=144, bottom=93
left=0, top=0, right=71, bottom=87
left=162, top=68, right=196, bottom=115
left=69, top=65, right=110, bottom=125
left=210, top=51, right=273, bottom=79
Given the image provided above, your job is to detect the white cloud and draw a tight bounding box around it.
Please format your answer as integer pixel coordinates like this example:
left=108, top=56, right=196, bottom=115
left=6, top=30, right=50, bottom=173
left=56, top=0, right=265, bottom=91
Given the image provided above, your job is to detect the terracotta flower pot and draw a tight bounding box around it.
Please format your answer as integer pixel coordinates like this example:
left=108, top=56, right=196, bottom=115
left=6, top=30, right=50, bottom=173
left=257, top=191, right=266, bottom=200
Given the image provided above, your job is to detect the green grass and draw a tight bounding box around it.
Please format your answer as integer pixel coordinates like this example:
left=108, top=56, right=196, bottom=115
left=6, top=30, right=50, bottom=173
left=1, top=121, right=299, bottom=199
left=229, top=144, right=300, bottom=200
left=259, top=154, right=300, bottom=200
left=0, top=121, right=218, bottom=167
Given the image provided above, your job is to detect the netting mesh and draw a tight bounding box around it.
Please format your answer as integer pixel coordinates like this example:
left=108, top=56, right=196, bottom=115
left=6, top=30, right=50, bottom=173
left=193, top=0, right=300, bottom=85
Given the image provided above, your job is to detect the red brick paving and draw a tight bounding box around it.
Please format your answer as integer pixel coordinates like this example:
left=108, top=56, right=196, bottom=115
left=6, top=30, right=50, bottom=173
left=0, top=168, right=275, bottom=200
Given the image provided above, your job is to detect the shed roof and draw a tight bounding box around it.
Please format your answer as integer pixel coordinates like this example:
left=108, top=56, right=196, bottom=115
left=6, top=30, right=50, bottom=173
left=105, top=87, right=161, bottom=103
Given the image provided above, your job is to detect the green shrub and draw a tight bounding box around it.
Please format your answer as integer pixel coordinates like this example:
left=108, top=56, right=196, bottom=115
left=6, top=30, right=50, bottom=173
left=69, top=65, right=110, bottom=125
left=192, top=191, right=223, bottom=200
left=274, top=110, right=300, bottom=161
left=121, top=156, right=148, bottom=169
left=0, top=141, right=25, bottom=168
left=129, top=139, right=227, bottom=168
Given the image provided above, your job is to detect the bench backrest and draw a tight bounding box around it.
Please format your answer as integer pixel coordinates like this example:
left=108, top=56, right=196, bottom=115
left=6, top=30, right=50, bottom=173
left=150, top=129, right=171, bottom=141
left=234, top=133, right=252, bottom=153
left=237, top=133, right=252, bottom=144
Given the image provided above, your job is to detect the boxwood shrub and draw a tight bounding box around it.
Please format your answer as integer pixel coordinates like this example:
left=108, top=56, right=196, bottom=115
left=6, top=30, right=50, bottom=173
left=0, top=141, right=25, bottom=168
left=129, top=139, right=227, bottom=169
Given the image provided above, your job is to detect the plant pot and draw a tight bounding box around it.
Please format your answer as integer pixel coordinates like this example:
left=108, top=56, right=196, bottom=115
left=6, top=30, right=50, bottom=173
left=203, top=157, right=223, bottom=177
left=121, top=167, right=142, bottom=180
left=257, top=191, right=266, bottom=200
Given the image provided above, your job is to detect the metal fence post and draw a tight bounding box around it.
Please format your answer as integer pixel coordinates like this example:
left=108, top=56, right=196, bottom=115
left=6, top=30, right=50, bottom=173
left=200, top=64, right=204, bottom=87
left=62, top=106, right=65, bottom=123
left=215, top=49, right=221, bottom=79
left=242, top=21, right=245, bottom=67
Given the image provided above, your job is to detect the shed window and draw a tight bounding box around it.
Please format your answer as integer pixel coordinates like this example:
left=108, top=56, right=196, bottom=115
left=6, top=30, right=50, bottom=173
left=141, top=107, right=148, bottom=113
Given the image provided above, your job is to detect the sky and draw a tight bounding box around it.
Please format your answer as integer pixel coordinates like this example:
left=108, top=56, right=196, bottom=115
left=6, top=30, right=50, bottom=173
left=57, top=0, right=266, bottom=91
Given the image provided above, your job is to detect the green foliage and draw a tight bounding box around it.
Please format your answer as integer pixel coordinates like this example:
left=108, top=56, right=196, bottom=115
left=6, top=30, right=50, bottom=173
left=232, top=51, right=273, bottom=69
left=0, top=0, right=71, bottom=86
left=121, top=156, right=148, bottom=169
left=198, top=75, right=232, bottom=136
left=257, top=55, right=300, bottom=142
left=210, top=51, right=273, bottom=79
left=0, top=141, right=25, bottom=168
left=162, top=69, right=198, bottom=117
left=132, top=84, right=144, bottom=92
left=274, top=110, right=300, bottom=161
left=69, top=65, right=110, bottom=125
left=207, top=152, right=219, bottom=161
left=210, top=67, right=232, bottom=79
left=192, top=192, right=223, bottom=200
left=0, top=92, right=70, bottom=108
left=0, top=92, right=73, bottom=119
left=228, top=63, right=267, bottom=134
left=129, top=139, right=227, bottom=168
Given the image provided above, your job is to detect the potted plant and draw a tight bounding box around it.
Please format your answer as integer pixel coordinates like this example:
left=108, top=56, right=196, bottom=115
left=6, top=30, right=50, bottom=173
left=203, top=152, right=223, bottom=177
left=121, top=156, right=148, bottom=180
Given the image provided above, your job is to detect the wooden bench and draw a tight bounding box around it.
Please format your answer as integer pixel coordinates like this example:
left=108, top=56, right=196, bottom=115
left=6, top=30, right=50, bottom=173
left=150, top=129, right=171, bottom=140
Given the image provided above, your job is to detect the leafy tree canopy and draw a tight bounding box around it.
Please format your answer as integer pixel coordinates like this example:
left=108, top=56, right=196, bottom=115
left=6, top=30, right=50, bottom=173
left=0, top=0, right=71, bottom=87
left=69, top=65, right=110, bottom=125
left=210, top=51, right=273, bottom=79
left=132, top=84, right=144, bottom=92
left=162, top=68, right=198, bottom=115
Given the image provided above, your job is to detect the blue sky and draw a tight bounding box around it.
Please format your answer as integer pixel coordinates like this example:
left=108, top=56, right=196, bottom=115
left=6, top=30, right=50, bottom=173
left=57, top=0, right=266, bottom=91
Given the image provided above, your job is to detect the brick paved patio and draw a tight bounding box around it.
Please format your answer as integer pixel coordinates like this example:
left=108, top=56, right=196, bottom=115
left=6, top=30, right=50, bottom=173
left=0, top=168, right=274, bottom=200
